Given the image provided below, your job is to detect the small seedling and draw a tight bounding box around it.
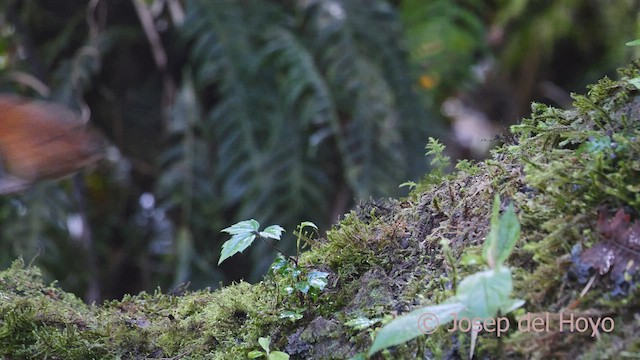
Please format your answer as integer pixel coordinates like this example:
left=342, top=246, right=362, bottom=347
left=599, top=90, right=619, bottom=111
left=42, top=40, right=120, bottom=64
left=219, top=219, right=285, bottom=265
left=220, top=220, right=328, bottom=320
left=247, top=336, right=290, bottom=360
left=368, top=194, right=524, bottom=359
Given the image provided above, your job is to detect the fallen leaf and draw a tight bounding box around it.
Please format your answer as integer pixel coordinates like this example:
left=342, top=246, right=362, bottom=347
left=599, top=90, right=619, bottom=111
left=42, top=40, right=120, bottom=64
left=580, top=208, right=640, bottom=282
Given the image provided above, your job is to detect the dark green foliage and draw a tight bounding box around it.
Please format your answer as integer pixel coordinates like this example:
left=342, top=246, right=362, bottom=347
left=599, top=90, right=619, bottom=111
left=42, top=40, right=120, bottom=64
left=0, top=0, right=433, bottom=299
left=159, top=0, right=435, bottom=280
left=178, top=0, right=430, bottom=217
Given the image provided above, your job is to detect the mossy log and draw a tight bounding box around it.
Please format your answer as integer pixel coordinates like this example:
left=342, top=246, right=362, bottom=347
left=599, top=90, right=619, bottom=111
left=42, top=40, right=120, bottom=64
left=2, top=63, right=640, bottom=359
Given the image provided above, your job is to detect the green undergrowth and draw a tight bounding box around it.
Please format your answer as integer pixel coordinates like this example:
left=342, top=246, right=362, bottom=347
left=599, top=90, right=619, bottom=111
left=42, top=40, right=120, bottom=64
left=0, top=260, right=281, bottom=359
left=2, top=62, right=640, bottom=359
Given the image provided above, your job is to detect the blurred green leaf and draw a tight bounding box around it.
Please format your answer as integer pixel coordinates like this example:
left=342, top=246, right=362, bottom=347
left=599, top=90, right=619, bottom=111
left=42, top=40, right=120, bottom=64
left=344, top=316, right=381, bottom=330
left=268, top=352, right=289, bottom=360
left=368, top=302, right=465, bottom=356
left=456, top=267, right=518, bottom=320
left=248, top=350, right=264, bottom=358
left=483, top=195, right=520, bottom=268
left=258, top=337, right=270, bottom=352
left=260, top=225, right=285, bottom=240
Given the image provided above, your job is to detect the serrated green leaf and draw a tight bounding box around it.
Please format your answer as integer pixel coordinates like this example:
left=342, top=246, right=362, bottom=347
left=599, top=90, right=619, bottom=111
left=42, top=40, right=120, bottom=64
left=219, top=232, right=257, bottom=264
left=295, top=281, right=310, bottom=294
left=222, top=219, right=260, bottom=235
left=269, top=351, right=290, bottom=360
left=307, top=271, right=329, bottom=290
left=270, top=256, right=288, bottom=273
left=258, top=337, right=270, bottom=352
left=368, top=302, right=465, bottom=356
left=260, top=225, right=285, bottom=240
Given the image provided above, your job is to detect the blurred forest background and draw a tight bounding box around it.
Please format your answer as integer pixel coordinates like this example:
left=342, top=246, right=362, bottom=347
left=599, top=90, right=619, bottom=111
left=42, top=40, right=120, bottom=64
left=0, top=0, right=638, bottom=303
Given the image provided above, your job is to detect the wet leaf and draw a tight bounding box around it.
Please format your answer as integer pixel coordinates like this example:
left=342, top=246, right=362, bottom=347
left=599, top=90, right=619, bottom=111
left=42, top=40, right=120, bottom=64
left=580, top=209, right=640, bottom=282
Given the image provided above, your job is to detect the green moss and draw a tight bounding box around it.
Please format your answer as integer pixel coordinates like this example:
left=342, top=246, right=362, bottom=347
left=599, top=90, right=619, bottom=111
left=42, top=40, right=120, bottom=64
left=0, top=260, right=283, bottom=359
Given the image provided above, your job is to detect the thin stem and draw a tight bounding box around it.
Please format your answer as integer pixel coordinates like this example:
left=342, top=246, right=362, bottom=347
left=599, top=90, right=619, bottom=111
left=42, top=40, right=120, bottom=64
left=261, top=237, right=297, bottom=266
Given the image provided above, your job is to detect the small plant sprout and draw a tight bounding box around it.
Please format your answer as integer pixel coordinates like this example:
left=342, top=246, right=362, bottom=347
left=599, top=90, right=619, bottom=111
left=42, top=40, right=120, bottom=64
left=368, top=194, right=524, bottom=359
left=294, top=221, right=318, bottom=257
left=269, top=222, right=328, bottom=318
left=219, top=220, right=328, bottom=321
left=218, top=219, right=285, bottom=265
left=247, top=336, right=290, bottom=360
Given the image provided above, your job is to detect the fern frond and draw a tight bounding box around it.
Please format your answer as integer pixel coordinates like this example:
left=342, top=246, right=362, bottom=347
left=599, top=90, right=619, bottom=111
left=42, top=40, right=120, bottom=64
left=297, top=0, right=413, bottom=197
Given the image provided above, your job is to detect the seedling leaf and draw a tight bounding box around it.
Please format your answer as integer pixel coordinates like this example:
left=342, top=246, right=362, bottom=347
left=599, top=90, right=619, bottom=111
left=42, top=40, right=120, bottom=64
left=295, top=281, right=310, bottom=294
left=344, top=316, right=381, bottom=330
left=222, top=219, right=259, bottom=235
left=258, top=337, right=270, bottom=353
left=307, top=271, right=329, bottom=290
left=260, top=225, right=285, bottom=240
left=269, top=352, right=290, bottom=360
left=248, top=350, right=264, bottom=359
left=219, top=220, right=260, bottom=264
left=368, top=302, right=465, bottom=356
left=299, top=221, right=318, bottom=230
left=483, top=195, right=520, bottom=268
left=456, top=267, right=522, bottom=320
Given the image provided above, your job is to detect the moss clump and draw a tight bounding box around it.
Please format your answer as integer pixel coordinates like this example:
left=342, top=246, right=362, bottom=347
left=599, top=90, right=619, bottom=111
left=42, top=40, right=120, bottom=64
left=0, top=259, right=282, bottom=359
left=2, top=62, right=640, bottom=359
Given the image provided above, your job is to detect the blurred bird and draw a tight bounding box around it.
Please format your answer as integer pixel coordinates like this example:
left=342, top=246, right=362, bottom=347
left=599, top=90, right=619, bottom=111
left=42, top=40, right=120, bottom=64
left=0, top=95, right=104, bottom=194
